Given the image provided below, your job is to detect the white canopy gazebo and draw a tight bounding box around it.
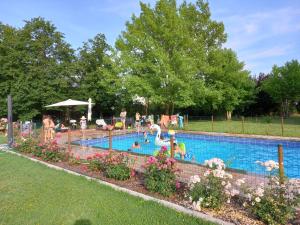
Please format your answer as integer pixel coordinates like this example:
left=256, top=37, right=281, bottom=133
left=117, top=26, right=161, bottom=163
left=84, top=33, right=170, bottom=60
left=45, top=99, right=94, bottom=122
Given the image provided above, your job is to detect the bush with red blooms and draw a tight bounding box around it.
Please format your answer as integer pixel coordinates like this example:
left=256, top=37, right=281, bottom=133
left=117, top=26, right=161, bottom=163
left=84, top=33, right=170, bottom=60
left=143, top=146, right=179, bottom=196
left=87, top=151, right=135, bottom=181
left=13, top=137, right=65, bottom=162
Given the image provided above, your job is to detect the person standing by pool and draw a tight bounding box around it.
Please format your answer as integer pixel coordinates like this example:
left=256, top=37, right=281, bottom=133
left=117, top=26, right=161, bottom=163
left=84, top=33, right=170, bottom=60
left=135, top=112, right=141, bottom=133
left=120, top=109, right=127, bottom=130
left=80, top=116, right=87, bottom=137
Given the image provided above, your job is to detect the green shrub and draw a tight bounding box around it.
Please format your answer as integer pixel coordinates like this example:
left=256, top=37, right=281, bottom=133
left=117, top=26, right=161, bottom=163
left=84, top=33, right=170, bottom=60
left=13, top=138, right=37, bottom=153
left=105, top=164, right=131, bottom=180
left=87, top=151, right=134, bottom=181
left=143, top=147, right=178, bottom=197
left=244, top=176, right=300, bottom=225
left=189, top=174, right=227, bottom=209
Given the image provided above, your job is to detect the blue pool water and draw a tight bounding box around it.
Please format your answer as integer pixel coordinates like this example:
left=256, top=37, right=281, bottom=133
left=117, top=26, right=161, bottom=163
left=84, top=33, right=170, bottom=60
left=74, top=133, right=300, bottom=178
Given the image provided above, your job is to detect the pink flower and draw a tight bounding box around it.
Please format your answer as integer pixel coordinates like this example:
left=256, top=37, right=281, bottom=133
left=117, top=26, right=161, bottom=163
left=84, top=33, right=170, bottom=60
left=130, top=169, right=136, bottom=177
left=86, top=156, right=93, bottom=160
left=176, top=181, right=181, bottom=189
left=161, top=146, right=168, bottom=152
left=75, top=155, right=80, bottom=160
left=147, top=156, right=157, bottom=165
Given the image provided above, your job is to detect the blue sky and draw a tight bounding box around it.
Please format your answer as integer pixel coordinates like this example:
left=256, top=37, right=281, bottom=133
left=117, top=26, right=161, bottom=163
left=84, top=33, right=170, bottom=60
left=0, top=0, right=299, bottom=75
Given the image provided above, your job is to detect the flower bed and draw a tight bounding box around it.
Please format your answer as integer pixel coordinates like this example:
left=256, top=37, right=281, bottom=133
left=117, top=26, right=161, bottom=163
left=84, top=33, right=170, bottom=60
left=11, top=138, right=300, bottom=225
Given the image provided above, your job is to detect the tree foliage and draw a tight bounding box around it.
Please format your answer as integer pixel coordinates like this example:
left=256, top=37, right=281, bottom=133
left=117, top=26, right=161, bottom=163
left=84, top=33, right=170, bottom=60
left=262, top=60, right=300, bottom=116
left=0, top=18, right=75, bottom=120
left=116, top=0, right=253, bottom=116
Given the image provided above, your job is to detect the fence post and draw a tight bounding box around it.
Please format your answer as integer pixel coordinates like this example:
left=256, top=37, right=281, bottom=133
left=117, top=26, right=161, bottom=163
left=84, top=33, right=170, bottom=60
left=68, top=129, right=71, bottom=152
left=281, top=116, right=284, bottom=136
left=242, top=116, right=245, bottom=134
left=20, top=121, right=23, bottom=139
left=109, top=129, right=112, bottom=151
left=211, top=115, right=214, bottom=132
left=170, top=135, right=174, bottom=158
left=278, top=144, right=284, bottom=184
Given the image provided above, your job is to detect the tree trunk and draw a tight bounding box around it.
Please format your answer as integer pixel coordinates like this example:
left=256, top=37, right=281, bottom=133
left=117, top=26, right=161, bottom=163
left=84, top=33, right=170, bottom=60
left=165, top=103, right=170, bottom=115
left=171, top=102, right=174, bottom=115
left=226, top=111, right=232, bottom=120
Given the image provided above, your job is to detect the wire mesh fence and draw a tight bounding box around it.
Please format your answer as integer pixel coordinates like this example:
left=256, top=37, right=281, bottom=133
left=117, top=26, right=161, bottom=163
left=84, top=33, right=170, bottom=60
left=4, top=114, right=300, bottom=185
left=66, top=126, right=300, bottom=185
left=185, top=115, right=300, bottom=138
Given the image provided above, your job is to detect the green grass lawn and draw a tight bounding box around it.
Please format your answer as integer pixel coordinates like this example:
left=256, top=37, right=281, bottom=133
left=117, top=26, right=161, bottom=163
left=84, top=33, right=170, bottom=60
left=184, top=116, right=300, bottom=137
left=0, top=152, right=214, bottom=225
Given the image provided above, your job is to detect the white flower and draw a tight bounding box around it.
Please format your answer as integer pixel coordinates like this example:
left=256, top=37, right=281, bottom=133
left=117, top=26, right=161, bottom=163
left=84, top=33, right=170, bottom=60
left=255, top=197, right=261, bottom=203
left=225, top=183, right=232, bottom=190
left=255, top=187, right=264, bottom=197
left=212, top=169, right=225, bottom=178
left=221, top=181, right=226, bottom=186
left=243, top=202, right=247, bottom=207
left=227, top=199, right=231, bottom=203
left=251, top=201, right=255, bottom=206
left=246, top=193, right=252, bottom=201
left=235, top=178, right=245, bottom=186
left=204, top=170, right=211, bottom=177
left=189, top=175, right=201, bottom=185
left=204, top=158, right=225, bottom=170
left=199, top=197, right=203, bottom=202
left=230, top=189, right=240, bottom=196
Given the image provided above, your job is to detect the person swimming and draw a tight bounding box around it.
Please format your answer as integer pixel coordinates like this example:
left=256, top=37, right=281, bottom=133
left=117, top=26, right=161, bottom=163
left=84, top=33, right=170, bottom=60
left=132, top=141, right=141, bottom=149
left=174, top=143, right=185, bottom=159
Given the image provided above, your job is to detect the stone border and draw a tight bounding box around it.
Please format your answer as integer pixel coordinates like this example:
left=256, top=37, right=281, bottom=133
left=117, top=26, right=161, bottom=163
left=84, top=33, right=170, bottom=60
left=1, top=149, right=233, bottom=225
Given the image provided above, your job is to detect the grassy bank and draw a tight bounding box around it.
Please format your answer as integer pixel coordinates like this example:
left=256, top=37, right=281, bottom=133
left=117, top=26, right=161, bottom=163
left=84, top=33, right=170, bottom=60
left=0, top=152, right=214, bottom=225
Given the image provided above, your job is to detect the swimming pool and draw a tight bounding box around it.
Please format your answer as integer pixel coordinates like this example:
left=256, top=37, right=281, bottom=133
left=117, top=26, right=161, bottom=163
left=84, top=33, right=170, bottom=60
left=73, top=132, right=300, bottom=178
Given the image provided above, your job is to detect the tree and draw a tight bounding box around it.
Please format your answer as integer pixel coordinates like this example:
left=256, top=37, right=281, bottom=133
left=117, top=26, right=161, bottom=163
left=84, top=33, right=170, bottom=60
left=205, top=49, right=254, bottom=119
left=262, top=60, right=300, bottom=117
left=116, top=0, right=226, bottom=114
left=77, top=34, right=120, bottom=116
left=0, top=23, right=20, bottom=117
left=0, top=18, right=75, bottom=120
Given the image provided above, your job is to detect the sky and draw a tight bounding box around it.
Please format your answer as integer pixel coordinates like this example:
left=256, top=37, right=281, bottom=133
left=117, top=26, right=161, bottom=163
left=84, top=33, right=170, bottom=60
left=0, top=0, right=299, bottom=75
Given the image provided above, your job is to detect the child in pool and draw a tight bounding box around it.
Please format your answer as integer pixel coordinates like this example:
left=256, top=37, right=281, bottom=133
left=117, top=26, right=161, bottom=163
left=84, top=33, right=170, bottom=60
left=132, top=141, right=141, bottom=149
left=143, top=131, right=150, bottom=143
left=174, top=143, right=185, bottom=159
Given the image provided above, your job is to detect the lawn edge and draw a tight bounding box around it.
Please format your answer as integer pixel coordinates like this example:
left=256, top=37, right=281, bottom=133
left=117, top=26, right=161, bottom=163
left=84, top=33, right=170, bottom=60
left=1, top=149, right=233, bottom=225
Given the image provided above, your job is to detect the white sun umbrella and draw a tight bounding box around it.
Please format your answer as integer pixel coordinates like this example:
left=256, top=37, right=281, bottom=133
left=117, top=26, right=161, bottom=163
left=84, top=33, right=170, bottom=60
left=45, top=99, right=94, bottom=122
left=45, top=99, right=91, bottom=107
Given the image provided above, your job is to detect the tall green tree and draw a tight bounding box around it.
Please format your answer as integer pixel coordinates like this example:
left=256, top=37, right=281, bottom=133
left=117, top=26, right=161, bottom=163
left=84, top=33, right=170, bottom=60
left=205, top=49, right=254, bottom=119
left=0, top=18, right=75, bottom=120
left=262, top=60, right=300, bottom=117
left=77, top=34, right=120, bottom=116
left=116, top=0, right=227, bottom=114
left=0, top=23, right=20, bottom=117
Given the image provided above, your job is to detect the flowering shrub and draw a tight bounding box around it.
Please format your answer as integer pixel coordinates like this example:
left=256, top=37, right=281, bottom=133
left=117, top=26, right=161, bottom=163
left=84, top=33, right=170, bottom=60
left=87, top=151, right=134, bottom=181
left=143, top=146, right=179, bottom=196
left=14, top=138, right=65, bottom=162
left=188, top=158, right=242, bottom=209
left=13, top=138, right=37, bottom=153
left=38, top=140, right=65, bottom=162
left=242, top=161, right=300, bottom=225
